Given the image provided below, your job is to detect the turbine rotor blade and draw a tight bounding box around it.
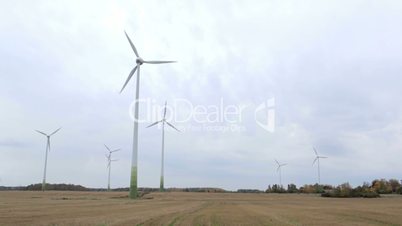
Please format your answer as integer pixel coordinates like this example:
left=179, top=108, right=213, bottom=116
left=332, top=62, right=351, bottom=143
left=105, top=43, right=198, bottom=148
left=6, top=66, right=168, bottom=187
left=312, top=157, right=318, bottom=165
left=313, top=147, right=318, bottom=156
left=111, top=149, right=121, bottom=153
left=146, top=120, right=162, bottom=128
left=275, top=159, right=280, bottom=166
left=104, top=144, right=111, bottom=152
left=124, top=31, right=139, bottom=57
left=163, top=101, right=167, bottom=120
left=319, top=156, right=328, bottom=159
left=35, top=130, right=47, bottom=136
left=166, top=121, right=180, bottom=132
left=143, top=60, right=177, bottom=64
left=50, top=127, right=61, bottom=136
left=120, top=65, right=138, bottom=93
left=47, top=138, right=51, bottom=152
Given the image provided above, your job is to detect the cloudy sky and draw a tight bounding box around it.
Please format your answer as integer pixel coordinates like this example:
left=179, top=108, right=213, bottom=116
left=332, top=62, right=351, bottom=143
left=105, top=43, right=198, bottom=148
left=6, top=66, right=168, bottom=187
left=1, top=0, right=402, bottom=190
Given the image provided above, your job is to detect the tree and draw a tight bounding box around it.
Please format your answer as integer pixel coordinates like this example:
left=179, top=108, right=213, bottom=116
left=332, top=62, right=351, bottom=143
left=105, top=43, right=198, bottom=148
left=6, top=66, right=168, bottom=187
left=372, top=179, right=392, bottom=194
left=287, top=184, right=298, bottom=193
left=389, top=179, right=401, bottom=193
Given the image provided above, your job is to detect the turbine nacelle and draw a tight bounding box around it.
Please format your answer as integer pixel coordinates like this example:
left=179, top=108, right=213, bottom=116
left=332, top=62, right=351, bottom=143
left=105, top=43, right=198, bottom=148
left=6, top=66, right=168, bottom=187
left=136, top=57, right=144, bottom=65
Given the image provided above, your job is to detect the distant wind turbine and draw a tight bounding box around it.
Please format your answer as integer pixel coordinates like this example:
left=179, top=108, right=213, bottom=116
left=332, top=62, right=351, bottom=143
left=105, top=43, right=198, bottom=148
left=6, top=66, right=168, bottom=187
left=35, top=128, right=61, bottom=191
left=104, top=145, right=120, bottom=191
left=312, top=147, right=327, bottom=184
left=275, top=159, right=287, bottom=187
left=147, top=101, right=180, bottom=192
left=120, top=31, right=176, bottom=199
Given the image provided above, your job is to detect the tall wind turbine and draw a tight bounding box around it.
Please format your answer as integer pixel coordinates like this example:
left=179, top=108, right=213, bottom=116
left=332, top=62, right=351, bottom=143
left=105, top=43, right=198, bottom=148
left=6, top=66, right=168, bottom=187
left=312, top=147, right=327, bottom=184
left=147, top=101, right=180, bottom=192
left=275, top=159, right=287, bottom=187
left=104, top=145, right=120, bottom=191
left=35, top=128, right=61, bottom=191
left=120, top=31, right=176, bottom=199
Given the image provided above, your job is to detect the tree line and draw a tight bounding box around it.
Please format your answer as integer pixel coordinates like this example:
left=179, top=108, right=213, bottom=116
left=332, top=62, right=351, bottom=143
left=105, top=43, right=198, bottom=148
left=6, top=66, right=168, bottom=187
left=1, top=179, right=401, bottom=198
left=264, top=179, right=402, bottom=198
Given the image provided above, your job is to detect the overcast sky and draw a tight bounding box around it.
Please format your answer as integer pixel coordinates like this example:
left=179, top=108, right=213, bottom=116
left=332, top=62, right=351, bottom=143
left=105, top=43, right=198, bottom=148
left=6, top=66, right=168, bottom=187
left=1, top=0, right=402, bottom=190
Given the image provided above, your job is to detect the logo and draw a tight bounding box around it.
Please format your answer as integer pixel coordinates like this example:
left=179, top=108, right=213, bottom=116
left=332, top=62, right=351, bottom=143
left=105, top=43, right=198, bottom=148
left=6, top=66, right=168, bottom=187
left=128, top=98, right=275, bottom=133
left=254, top=98, right=275, bottom=132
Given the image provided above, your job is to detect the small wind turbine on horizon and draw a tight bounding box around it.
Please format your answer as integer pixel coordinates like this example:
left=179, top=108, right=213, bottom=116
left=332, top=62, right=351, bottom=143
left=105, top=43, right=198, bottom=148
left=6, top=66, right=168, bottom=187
left=104, top=145, right=120, bottom=191
left=35, top=127, right=61, bottom=191
left=275, top=159, right=287, bottom=187
left=312, top=147, right=327, bottom=184
left=120, top=31, right=176, bottom=199
left=147, top=101, right=180, bottom=192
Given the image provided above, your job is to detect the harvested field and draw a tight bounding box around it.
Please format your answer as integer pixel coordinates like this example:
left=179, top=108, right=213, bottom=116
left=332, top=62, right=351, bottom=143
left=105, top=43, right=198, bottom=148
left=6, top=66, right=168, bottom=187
left=1, top=191, right=402, bottom=226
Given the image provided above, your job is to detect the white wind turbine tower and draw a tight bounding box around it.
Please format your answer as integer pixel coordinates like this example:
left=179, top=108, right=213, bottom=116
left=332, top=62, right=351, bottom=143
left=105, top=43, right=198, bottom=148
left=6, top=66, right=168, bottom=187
left=147, top=101, right=180, bottom=192
left=275, top=159, right=287, bottom=187
left=104, top=145, right=120, bottom=191
left=120, top=31, right=176, bottom=199
left=35, top=128, right=61, bottom=191
left=312, top=147, right=328, bottom=184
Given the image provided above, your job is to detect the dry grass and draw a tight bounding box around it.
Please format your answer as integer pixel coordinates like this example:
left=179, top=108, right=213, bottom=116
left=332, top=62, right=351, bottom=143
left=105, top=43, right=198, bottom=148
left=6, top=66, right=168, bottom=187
left=1, top=191, right=402, bottom=226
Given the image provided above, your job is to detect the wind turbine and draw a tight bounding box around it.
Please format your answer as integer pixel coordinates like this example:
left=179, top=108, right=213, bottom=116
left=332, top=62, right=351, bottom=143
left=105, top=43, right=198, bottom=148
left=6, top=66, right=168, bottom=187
left=104, top=145, right=120, bottom=191
left=312, top=147, right=327, bottom=184
left=35, top=128, right=61, bottom=191
left=275, top=159, right=287, bottom=187
left=120, top=31, right=176, bottom=199
left=147, top=101, right=179, bottom=192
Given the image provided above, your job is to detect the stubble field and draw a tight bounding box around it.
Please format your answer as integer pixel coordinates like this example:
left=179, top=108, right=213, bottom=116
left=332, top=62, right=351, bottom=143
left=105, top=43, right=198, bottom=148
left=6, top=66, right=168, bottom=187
left=1, top=191, right=402, bottom=226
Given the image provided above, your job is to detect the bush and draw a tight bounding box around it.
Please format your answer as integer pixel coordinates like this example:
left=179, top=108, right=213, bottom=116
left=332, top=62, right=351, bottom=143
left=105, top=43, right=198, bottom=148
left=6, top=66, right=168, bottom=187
left=287, top=184, right=299, bottom=193
left=266, top=184, right=286, bottom=193
left=300, top=184, right=330, bottom=194
left=321, top=182, right=379, bottom=198
left=237, top=189, right=264, bottom=193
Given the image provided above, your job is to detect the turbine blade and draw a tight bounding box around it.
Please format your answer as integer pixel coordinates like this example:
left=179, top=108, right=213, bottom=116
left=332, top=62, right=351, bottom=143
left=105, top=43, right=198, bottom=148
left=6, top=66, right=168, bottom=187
left=50, top=127, right=61, bottom=136
left=47, top=138, right=51, bottom=152
left=166, top=121, right=180, bottom=132
left=111, top=149, right=121, bottom=153
left=35, top=130, right=47, bottom=136
left=120, top=66, right=138, bottom=93
left=112, top=159, right=118, bottom=162
left=143, top=60, right=177, bottom=64
left=146, top=120, right=161, bottom=128
left=104, top=144, right=111, bottom=152
left=320, top=156, right=328, bottom=159
left=275, top=159, right=280, bottom=165
left=124, top=31, right=139, bottom=57
left=312, top=157, right=318, bottom=165
left=313, top=147, right=318, bottom=156
left=163, top=101, right=167, bottom=120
